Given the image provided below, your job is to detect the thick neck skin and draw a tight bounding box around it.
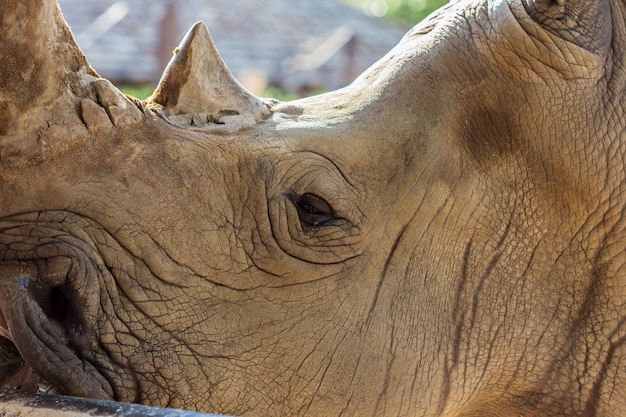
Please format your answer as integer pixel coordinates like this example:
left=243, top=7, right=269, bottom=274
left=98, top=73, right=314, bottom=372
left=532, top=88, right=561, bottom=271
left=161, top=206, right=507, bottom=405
left=0, top=0, right=626, bottom=416
left=266, top=1, right=626, bottom=414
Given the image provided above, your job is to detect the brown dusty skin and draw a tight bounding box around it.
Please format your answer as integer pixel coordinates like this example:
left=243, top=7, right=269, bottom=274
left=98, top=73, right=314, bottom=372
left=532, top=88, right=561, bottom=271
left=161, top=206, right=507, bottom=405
left=0, top=0, right=625, bottom=416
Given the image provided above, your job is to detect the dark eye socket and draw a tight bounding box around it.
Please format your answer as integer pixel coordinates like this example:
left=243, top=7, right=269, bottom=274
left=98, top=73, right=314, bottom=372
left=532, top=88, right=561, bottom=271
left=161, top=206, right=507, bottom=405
left=293, top=193, right=335, bottom=228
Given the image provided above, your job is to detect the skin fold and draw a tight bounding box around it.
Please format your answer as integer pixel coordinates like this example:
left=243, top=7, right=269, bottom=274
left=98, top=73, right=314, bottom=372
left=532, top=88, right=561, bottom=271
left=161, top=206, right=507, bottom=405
left=0, top=0, right=625, bottom=416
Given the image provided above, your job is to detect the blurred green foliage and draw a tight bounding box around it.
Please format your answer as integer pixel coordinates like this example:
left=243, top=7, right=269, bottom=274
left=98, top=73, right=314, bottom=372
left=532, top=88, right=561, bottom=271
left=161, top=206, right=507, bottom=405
left=342, top=0, right=449, bottom=27
left=121, top=84, right=154, bottom=100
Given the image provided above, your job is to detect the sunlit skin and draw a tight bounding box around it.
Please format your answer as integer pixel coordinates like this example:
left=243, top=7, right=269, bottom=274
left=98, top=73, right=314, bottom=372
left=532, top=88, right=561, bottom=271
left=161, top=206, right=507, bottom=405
left=0, top=0, right=625, bottom=416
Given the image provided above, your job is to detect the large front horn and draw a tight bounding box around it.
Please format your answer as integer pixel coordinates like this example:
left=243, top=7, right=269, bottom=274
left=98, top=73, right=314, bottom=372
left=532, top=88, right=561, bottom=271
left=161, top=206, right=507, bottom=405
left=0, top=0, right=142, bottom=166
left=146, top=22, right=273, bottom=132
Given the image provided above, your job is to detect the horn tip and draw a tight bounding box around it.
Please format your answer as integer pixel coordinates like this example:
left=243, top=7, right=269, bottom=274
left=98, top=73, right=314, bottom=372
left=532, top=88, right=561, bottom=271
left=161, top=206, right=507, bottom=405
left=182, top=21, right=213, bottom=51
left=190, top=21, right=210, bottom=35
left=145, top=20, right=271, bottom=131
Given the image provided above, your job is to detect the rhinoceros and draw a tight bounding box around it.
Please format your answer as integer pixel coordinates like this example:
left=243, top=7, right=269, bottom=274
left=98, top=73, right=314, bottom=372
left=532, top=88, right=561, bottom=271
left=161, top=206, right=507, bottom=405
left=0, top=0, right=625, bottom=416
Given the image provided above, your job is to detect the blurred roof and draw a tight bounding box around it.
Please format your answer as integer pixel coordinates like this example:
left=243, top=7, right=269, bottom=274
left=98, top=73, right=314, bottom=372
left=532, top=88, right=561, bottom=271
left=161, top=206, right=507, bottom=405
left=57, top=0, right=407, bottom=93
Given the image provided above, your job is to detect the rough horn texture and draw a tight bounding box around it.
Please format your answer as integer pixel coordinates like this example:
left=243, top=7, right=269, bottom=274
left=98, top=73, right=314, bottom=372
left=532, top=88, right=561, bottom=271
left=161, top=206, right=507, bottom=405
left=0, top=0, right=91, bottom=165
left=146, top=22, right=272, bottom=132
left=0, top=0, right=144, bottom=167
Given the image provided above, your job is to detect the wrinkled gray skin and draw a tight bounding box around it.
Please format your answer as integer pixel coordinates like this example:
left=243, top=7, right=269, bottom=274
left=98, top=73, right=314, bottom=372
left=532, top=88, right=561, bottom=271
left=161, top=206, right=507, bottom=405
left=1, top=0, right=625, bottom=416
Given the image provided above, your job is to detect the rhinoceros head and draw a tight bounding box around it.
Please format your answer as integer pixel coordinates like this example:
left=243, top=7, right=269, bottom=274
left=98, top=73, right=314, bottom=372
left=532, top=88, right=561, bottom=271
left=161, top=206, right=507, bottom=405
left=0, top=0, right=625, bottom=416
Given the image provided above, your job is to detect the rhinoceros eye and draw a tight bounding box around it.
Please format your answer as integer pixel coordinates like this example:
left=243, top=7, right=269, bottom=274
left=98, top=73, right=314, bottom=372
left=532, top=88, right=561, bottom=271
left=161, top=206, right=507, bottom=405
left=294, top=193, right=335, bottom=228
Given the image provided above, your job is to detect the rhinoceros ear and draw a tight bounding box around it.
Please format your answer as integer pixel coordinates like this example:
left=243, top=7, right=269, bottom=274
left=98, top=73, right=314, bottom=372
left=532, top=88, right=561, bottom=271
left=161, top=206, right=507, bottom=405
left=146, top=22, right=272, bottom=132
left=522, top=0, right=611, bottom=53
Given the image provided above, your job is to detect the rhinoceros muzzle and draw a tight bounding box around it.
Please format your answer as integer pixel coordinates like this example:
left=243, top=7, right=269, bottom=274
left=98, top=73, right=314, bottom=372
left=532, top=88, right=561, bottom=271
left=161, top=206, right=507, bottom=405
left=0, top=219, right=115, bottom=401
left=0, top=273, right=66, bottom=395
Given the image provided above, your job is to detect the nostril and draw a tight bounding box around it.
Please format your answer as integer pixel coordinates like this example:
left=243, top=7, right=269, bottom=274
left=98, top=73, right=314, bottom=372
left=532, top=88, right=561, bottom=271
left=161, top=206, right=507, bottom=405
left=46, top=287, right=69, bottom=321
left=30, top=256, right=73, bottom=322
left=0, top=250, right=114, bottom=400
left=28, top=283, right=70, bottom=323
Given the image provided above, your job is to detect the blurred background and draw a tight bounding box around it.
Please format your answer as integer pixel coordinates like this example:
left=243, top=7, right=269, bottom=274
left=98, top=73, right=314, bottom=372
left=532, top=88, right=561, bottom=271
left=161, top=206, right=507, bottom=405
left=57, top=0, right=449, bottom=99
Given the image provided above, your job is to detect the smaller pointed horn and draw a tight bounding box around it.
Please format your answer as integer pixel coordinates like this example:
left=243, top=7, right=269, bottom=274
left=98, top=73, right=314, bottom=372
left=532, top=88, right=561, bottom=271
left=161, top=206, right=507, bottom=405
left=146, top=22, right=272, bottom=131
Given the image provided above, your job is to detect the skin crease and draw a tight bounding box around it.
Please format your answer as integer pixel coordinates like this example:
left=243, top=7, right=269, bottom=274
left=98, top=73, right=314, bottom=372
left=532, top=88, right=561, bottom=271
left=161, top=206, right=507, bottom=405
left=0, top=0, right=626, bottom=416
